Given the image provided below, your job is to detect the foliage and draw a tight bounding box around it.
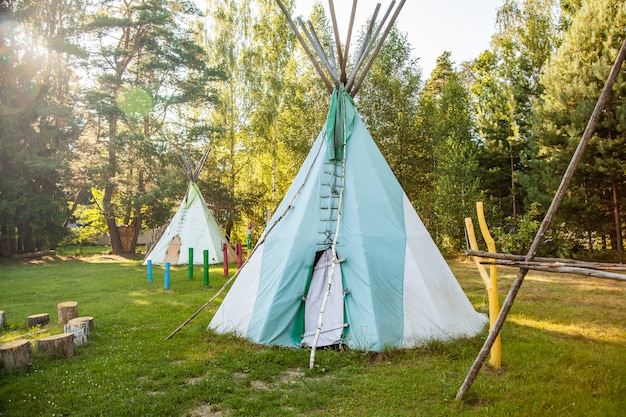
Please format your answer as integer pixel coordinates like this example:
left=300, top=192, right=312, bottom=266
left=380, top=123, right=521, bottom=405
left=0, top=0, right=83, bottom=252
left=490, top=202, right=542, bottom=255
left=357, top=27, right=423, bottom=206
left=81, top=0, right=224, bottom=254
left=3, top=0, right=626, bottom=262
left=0, top=257, right=624, bottom=416
left=523, top=0, right=626, bottom=258
left=418, top=52, right=482, bottom=251
left=471, top=0, right=561, bottom=230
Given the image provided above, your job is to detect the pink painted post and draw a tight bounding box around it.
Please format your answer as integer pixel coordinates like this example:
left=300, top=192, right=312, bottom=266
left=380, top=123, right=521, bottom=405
left=223, top=243, right=228, bottom=277
left=236, top=243, right=243, bottom=268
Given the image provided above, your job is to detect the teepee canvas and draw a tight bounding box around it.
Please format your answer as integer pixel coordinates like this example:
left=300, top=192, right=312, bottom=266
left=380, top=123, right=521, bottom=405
left=144, top=152, right=236, bottom=266
left=208, top=0, right=486, bottom=365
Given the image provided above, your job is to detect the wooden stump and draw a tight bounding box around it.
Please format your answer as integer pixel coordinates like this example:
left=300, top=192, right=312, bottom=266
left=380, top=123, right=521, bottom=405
left=0, top=310, right=5, bottom=329
left=69, top=316, right=94, bottom=331
left=57, top=301, right=78, bottom=325
left=64, top=320, right=88, bottom=346
left=0, top=340, right=33, bottom=369
left=37, top=333, right=74, bottom=358
left=27, top=313, right=50, bottom=328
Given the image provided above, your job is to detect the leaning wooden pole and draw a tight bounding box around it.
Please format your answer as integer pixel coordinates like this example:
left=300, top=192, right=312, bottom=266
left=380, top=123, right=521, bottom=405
left=455, top=36, right=626, bottom=401
left=275, top=0, right=334, bottom=92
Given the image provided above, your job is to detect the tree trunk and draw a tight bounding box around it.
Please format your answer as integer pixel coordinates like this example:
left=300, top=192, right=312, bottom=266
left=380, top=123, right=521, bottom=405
left=103, top=113, right=123, bottom=254
left=509, top=143, right=517, bottom=230
left=63, top=184, right=88, bottom=228
left=611, top=179, right=623, bottom=261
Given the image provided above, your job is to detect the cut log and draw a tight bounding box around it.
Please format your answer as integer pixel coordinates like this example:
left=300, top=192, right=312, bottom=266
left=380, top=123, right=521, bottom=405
left=0, top=310, right=5, bottom=329
left=37, top=333, right=74, bottom=358
left=63, top=320, right=88, bottom=346
left=27, top=313, right=50, bottom=328
left=67, top=316, right=94, bottom=332
left=0, top=340, right=33, bottom=369
left=10, top=250, right=55, bottom=260
left=57, top=301, right=78, bottom=325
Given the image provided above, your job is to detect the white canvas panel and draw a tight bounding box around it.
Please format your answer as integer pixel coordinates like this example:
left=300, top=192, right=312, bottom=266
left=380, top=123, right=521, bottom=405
left=208, top=243, right=265, bottom=337
left=302, top=249, right=344, bottom=347
left=402, top=195, right=488, bottom=345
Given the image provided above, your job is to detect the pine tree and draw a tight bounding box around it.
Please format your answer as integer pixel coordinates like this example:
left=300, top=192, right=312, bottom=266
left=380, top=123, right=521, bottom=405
left=526, top=0, right=626, bottom=258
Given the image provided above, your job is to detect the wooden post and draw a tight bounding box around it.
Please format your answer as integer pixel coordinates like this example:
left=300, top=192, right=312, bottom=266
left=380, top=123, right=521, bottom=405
left=27, top=313, right=50, bottom=328
left=455, top=36, right=626, bottom=401
left=37, top=333, right=74, bottom=358
left=464, top=218, right=501, bottom=369
left=57, top=301, right=78, bottom=325
left=223, top=243, right=228, bottom=277
left=0, top=340, right=33, bottom=369
left=188, top=247, right=194, bottom=280
left=476, top=202, right=502, bottom=369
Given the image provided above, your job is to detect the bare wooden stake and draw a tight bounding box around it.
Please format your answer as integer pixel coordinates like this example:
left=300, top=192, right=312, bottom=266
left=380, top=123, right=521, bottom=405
left=455, top=36, right=626, bottom=402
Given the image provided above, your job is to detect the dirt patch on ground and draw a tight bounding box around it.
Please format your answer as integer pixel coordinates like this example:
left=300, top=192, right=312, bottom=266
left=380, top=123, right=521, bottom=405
left=186, top=404, right=223, bottom=417
left=279, top=368, right=305, bottom=384
left=186, top=375, right=206, bottom=385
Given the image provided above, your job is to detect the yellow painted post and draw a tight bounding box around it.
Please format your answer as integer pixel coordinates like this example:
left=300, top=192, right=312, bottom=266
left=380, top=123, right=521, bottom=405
left=464, top=218, right=491, bottom=290
left=475, top=202, right=501, bottom=369
left=465, top=215, right=502, bottom=369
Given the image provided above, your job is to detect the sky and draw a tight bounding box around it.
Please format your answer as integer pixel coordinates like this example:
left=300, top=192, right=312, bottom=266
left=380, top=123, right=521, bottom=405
left=293, top=0, right=503, bottom=76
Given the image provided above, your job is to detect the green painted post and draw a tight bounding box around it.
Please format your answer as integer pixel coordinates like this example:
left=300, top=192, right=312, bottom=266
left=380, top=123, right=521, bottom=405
left=188, top=248, right=194, bottom=280
left=203, top=249, right=209, bottom=287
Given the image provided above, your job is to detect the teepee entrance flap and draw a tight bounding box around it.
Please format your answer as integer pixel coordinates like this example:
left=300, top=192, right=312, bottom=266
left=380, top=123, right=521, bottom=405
left=301, top=248, right=346, bottom=347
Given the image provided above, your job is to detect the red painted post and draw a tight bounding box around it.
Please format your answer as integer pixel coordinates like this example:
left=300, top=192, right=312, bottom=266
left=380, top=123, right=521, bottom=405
left=236, top=243, right=243, bottom=268
left=223, top=243, right=228, bottom=277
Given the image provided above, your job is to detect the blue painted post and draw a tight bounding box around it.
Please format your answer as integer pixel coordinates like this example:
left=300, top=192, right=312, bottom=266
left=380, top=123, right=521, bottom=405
left=147, top=260, right=153, bottom=283
left=203, top=250, right=209, bottom=287
left=164, top=262, right=170, bottom=290
left=188, top=248, right=194, bottom=280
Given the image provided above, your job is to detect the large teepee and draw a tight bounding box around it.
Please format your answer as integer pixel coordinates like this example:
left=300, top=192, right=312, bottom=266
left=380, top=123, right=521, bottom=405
left=144, top=152, right=236, bottom=266
left=208, top=0, right=487, bottom=365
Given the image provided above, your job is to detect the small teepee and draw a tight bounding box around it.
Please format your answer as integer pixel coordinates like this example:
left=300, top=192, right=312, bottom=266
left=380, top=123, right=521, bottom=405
left=144, top=151, right=236, bottom=266
left=208, top=0, right=486, bottom=366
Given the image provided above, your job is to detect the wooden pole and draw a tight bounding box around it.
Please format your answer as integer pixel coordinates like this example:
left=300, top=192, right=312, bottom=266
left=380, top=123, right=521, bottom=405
left=455, top=36, right=626, bottom=401
left=351, top=0, right=407, bottom=97
left=464, top=249, right=626, bottom=268
left=476, top=203, right=501, bottom=369
left=344, top=3, right=380, bottom=92
left=341, top=0, right=358, bottom=84
left=275, top=0, right=333, bottom=92
left=299, top=18, right=340, bottom=87
left=480, top=261, right=626, bottom=282
left=327, top=0, right=344, bottom=82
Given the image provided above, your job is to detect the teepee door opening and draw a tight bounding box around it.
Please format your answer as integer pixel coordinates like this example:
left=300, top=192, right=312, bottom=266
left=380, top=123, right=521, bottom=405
left=164, top=236, right=181, bottom=264
left=302, top=249, right=345, bottom=348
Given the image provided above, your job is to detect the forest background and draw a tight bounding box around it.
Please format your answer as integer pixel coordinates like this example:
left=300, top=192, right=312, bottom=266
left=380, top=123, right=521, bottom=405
left=1, top=0, right=625, bottom=261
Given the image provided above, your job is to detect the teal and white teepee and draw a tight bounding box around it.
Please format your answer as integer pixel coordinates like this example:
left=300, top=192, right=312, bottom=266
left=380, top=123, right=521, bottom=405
left=208, top=0, right=486, bottom=366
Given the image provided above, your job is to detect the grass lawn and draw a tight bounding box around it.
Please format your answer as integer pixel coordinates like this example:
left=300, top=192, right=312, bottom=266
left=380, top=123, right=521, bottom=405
left=0, top=254, right=624, bottom=416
